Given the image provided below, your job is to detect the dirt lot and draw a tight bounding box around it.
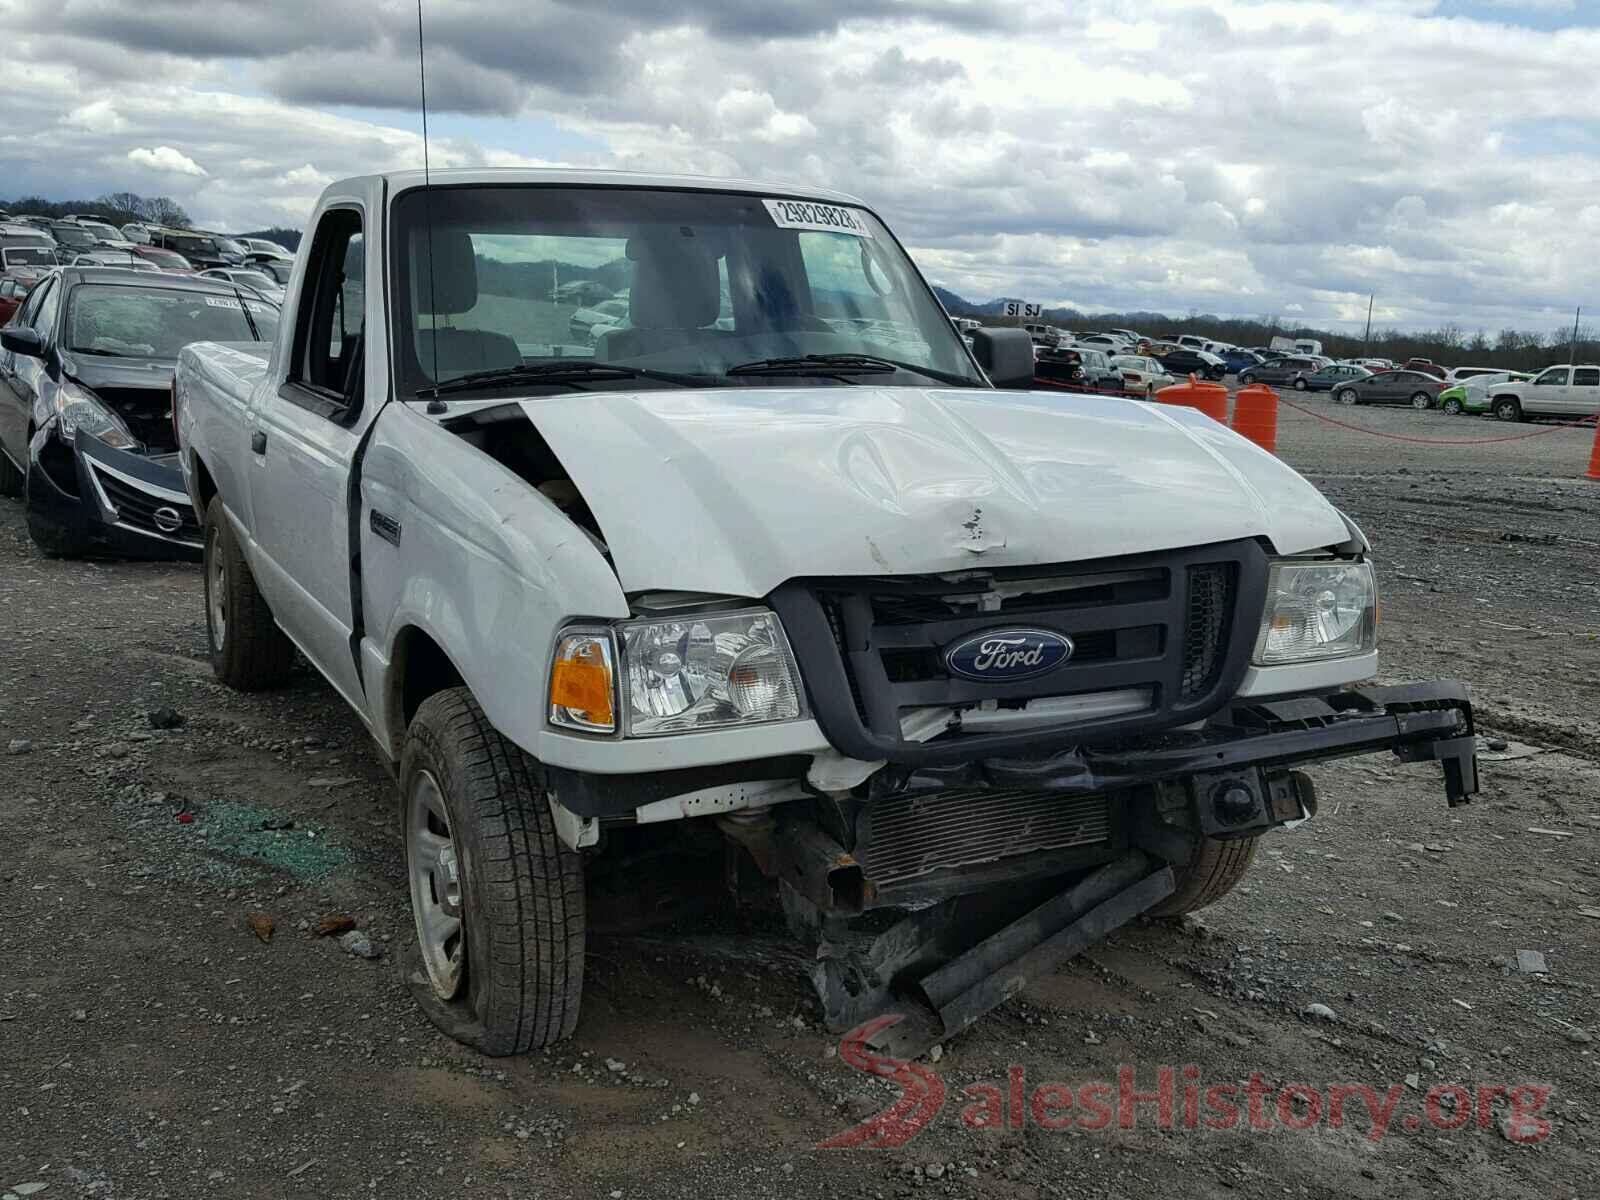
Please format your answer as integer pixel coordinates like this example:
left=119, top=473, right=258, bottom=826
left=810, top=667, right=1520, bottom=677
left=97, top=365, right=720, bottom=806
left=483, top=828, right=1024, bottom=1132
left=2, top=399, right=1597, bottom=1200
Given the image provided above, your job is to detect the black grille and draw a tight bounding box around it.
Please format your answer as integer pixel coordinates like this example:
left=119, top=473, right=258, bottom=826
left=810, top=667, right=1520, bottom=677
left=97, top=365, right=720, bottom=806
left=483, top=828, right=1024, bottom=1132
left=770, top=539, right=1268, bottom=766
left=93, top=468, right=201, bottom=543
left=859, top=789, right=1111, bottom=886
left=1181, top=564, right=1235, bottom=700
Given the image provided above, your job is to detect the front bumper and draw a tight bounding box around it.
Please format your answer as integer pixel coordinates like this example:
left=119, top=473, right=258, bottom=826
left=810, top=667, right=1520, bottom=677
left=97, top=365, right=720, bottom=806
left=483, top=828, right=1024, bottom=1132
left=26, top=425, right=201, bottom=560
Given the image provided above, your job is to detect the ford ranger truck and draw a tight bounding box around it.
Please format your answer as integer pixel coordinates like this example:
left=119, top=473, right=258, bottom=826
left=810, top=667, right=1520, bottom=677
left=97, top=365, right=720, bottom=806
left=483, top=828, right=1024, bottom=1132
left=175, top=170, right=1477, bottom=1057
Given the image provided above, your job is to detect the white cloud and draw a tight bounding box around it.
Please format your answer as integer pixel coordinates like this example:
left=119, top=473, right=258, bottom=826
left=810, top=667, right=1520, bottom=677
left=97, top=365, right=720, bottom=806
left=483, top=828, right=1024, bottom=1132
left=1, top=0, right=1598, bottom=330
left=127, top=144, right=208, bottom=176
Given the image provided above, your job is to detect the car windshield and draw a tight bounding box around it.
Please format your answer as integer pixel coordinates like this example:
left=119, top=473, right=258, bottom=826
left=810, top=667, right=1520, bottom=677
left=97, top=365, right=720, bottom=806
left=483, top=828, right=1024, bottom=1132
left=51, top=226, right=95, bottom=246
left=142, top=249, right=189, bottom=269
left=80, top=222, right=125, bottom=241
left=173, top=236, right=217, bottom=256
left=259, top=261, right=292, bottom=283
left=65, top=284, right=280, bottom=358
left=389, top=185, right=986, bottom=397
left=4, top=247, right=55, bottom=266
left=227, top=270, right=278, bottom=290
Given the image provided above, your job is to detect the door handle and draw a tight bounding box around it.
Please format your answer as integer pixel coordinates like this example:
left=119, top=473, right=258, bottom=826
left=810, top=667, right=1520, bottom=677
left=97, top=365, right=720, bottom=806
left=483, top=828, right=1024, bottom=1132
left=251, top=430, right=267, bottom=455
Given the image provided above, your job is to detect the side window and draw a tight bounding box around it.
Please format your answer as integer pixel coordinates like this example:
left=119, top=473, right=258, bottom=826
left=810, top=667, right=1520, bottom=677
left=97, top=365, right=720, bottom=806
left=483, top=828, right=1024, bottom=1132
left=1535, top=368, right=1568, bottom=386
left=1573, top=368, right=1599, bottom=387
left=288, top=208, right=364, bottom=412
left=30, top=277, right=62, bottom=338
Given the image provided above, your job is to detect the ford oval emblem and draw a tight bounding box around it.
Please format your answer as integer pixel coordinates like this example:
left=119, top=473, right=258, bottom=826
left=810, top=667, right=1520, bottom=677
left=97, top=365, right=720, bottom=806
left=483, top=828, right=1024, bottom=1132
left=944, top=628, right=1074, bottom=682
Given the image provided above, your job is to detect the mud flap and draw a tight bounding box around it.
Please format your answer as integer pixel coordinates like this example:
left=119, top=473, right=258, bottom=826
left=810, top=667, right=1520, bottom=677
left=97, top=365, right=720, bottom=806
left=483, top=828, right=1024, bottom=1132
left=813, top=852, right=1176, bottom=1059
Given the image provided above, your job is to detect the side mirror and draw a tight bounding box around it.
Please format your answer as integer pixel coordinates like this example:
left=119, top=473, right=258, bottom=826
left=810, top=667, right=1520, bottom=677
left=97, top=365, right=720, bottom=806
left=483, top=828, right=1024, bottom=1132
left=0, top=327, right=44, bottom=358
left=970, top=327, right=1037, bottom=389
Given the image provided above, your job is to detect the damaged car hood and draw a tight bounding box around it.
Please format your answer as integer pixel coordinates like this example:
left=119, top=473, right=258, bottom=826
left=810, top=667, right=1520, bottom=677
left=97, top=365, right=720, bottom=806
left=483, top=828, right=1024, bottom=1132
left=517, top=387, right=1351, bottom=598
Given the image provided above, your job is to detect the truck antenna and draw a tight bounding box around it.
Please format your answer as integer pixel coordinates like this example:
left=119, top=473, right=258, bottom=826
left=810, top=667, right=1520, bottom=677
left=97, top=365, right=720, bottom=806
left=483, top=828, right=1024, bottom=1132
left=416, top=0, right=445, bottom=414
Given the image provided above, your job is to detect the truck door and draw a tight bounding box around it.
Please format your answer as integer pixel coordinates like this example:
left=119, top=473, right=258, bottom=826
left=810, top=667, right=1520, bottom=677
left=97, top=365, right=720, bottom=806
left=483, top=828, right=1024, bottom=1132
left=1568, top=366, right=1599, bottom=416
left=246, top=201, right=373, bottom=708
left=1526, top=366, right=1569, bottom=415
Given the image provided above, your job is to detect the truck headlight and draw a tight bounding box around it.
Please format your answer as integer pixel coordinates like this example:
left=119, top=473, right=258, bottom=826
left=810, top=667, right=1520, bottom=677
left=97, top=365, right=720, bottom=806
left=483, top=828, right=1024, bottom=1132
left=56, top=381, right=138, bottom=450
left=619, top=608, right=806, bottom=736
left=1252, top=561, right=1376, bottom=665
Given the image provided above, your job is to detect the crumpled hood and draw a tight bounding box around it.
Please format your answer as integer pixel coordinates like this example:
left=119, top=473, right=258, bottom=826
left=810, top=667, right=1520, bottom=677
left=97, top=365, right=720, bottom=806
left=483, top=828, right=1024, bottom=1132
left=519, top=387, right=1350, bottom=598
left=60, top=353, right=175, bottom=392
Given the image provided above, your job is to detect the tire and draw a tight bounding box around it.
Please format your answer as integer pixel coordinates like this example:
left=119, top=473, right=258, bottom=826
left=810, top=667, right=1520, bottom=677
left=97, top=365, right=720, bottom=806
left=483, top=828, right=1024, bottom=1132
left=1237, top=372, right=1254, bottom=385
left=401, top=688, right=585, bottom=1055
left=1492, top=397, right=1522, bottom=422
left=0, top=449, right=22, bottom=498
left=1293, top=376, right=1308, bottom=391
left=203, top=494, right=295, bottom=690
left=1441, top=397, right=1463, bottom=415
left=1150, top=834, right=1259, bottom=916
left=1336, top=388, right=1360, bottom=406
left=1410, top=391, right=1432, bottom=410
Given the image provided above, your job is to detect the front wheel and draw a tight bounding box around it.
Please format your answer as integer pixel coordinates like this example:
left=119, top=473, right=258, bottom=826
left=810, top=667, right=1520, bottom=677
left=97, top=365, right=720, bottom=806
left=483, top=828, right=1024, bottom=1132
left=1238, top=372, right=1255, bottom=385
left=1336, top=388, right=1360, bottom=406
left=1441, top=397, right=1463, bottom=415
left=402, top=688, right=585, bottom=1055
left=1150, top=835, right=1258, bottom=916
left=1492, top=397, right=1522, bottom=422
left=203, top=494, right=295, bottom=689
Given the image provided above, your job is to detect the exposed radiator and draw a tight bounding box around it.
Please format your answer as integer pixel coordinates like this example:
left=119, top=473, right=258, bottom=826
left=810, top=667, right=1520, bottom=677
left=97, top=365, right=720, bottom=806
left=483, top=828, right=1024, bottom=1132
left=858, top=789, right=1112, bottom=887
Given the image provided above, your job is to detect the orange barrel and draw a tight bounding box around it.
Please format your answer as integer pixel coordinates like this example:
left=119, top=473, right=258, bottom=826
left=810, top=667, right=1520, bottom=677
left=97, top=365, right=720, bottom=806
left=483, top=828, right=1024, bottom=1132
left=1586, top=417, right=1600, bottom=481
left=1231, top=383, right=1280, bottom=453
left=1153, top=372, right=1229, bottom=423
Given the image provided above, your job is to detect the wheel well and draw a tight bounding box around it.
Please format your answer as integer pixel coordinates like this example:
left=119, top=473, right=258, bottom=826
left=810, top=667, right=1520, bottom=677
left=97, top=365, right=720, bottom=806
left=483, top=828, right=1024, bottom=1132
left=192, top=452, right=218, bottom=508
left=395, top=627, right=466, bottom=733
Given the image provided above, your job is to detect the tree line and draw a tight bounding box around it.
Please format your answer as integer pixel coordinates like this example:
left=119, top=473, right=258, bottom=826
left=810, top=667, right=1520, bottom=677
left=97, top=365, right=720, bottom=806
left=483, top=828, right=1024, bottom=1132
left=2, top=191, right=192, bottom=228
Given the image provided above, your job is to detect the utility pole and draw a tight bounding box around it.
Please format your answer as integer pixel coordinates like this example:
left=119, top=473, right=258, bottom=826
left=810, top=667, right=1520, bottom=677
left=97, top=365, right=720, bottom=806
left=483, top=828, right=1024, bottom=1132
left=1570, top=306, right=1581, bottom=365
left=1363, top=294, right=1374, bottom=353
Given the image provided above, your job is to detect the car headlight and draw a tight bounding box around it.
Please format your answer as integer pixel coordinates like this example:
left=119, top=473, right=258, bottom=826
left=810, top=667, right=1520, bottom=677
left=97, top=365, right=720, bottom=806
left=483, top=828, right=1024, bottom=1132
left=548, top=608, right=807, bottom=737
left=1252, top=560, right=1377, bottom=665
left=56, top=380, right=138, bottom=450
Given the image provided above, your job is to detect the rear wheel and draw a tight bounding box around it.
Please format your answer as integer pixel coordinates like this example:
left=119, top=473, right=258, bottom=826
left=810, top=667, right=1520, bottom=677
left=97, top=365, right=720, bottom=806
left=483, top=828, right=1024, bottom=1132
left=1293, top=376, right=1308, bottom=391
left=1441, top=397, right=1463, bottom=415
left=1238, top=371, right=1255, bottom=385
left=402, top=688, right=585, bottom=1055
left=1336, top=388, right=1360, bottom=406
left=1410, top=391, right=1433, bottom=410
left=1151, top=835, right=1258, bottom=916
left=203, top=494, right=295, bottom=689
left=1492, top=397, right=1522, bottom=422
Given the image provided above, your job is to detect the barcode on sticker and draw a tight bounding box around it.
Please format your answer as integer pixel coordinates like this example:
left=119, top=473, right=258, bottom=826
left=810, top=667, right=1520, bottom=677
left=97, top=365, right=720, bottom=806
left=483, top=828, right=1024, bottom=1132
left=762, top=199, right=874, bottom=238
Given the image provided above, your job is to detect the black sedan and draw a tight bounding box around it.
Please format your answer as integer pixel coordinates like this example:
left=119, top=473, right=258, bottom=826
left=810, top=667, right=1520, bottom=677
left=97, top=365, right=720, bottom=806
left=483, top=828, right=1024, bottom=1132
left=1154, top=346, right=1226, bottom=381
left=0, top=267, right=278, bottom=558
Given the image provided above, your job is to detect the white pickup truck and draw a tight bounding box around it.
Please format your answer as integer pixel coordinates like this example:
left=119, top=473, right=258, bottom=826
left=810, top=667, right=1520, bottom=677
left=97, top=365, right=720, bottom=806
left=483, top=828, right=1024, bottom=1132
left=175, top=169, right=1478, bottom=1058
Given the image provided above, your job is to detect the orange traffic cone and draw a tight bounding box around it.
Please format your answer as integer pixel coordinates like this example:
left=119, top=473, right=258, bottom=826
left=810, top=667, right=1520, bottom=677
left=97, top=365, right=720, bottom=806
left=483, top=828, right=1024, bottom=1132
left=1153, top=372, right=1229, bottom=424
left=1586, top=417, right=1600, bottom=481
left=1232, top=384, right=1280, bottom=453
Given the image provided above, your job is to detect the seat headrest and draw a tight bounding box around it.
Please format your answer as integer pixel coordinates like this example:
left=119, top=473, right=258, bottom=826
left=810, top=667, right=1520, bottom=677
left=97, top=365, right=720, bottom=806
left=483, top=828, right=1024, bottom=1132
left=415, top=229, right=479, bottom=316
left=626, top=235, right=719, bottom=330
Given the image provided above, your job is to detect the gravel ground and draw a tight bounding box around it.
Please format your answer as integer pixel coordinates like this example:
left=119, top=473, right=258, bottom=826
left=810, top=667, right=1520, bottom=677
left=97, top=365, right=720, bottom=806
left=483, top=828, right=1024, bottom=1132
left=1, top=399, right=1597, bottom=1199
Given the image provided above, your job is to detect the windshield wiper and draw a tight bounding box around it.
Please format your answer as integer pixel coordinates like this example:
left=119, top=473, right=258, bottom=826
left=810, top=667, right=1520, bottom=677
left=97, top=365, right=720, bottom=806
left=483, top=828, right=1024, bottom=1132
left=419, top=359, right=710, bottom=399
left=725, top=354, right=976, bottom=386
left=228, top=285, right=261, bottom=341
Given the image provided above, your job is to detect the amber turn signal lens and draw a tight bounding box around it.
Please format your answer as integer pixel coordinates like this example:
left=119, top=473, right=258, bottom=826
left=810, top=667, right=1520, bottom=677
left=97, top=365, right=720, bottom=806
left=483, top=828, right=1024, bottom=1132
left=549, top=633, right=615, bottom=732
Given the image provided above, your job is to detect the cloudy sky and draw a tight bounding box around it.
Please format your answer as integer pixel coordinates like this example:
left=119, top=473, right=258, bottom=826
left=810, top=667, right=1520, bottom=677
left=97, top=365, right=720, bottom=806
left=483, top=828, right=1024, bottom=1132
left=2, top=0, right=1597, bottom=333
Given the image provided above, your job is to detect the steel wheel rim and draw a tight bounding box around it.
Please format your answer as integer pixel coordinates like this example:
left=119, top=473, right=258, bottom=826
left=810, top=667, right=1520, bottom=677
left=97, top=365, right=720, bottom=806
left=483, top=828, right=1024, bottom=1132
left=206, top=527, right=227, bottom=652
left=1338, top=390, right=1357, bottom=405
left=408, top=768, right=465, bottom=999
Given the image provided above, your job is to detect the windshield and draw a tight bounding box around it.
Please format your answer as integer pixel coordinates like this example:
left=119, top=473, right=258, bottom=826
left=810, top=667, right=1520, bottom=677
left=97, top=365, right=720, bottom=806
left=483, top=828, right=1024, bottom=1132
left=51, top=226, right=95, bottom=246
left=141, top=249, right=189, bottom=269
left=259, top=261, right=292, bottom=283
left=389, top=185, right=985, bottom=397
left=4, top=247, right=55, bottom=266
left=217, top=239, right=245, bottom=255
left=65, top=284, right=280, bottom=358
left=80, top=222, right=125, bottom=242
left=173, top=236, right=217, bottom=256
left=227, top=270, right=278, bottom=290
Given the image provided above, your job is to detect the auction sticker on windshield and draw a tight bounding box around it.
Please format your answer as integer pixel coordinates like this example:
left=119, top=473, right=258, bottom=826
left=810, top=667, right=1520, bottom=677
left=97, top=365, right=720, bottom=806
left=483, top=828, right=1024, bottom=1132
left=204, top=297, right=276, bottom=314
left=762, top=198, right=874, bottom=238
